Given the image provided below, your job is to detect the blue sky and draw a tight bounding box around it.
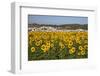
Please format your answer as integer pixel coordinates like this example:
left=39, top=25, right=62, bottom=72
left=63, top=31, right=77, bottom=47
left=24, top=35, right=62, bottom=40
left=28, top=15, right=88, bottom=25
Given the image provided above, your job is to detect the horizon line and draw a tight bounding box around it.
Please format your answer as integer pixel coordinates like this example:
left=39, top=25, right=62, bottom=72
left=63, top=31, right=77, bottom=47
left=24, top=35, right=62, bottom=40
left=28, top=23, right=88, bottom=25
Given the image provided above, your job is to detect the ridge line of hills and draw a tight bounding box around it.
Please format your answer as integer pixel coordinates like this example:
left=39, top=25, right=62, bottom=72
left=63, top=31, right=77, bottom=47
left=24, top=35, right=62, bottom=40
left=28, top=23, right=88, bottom=30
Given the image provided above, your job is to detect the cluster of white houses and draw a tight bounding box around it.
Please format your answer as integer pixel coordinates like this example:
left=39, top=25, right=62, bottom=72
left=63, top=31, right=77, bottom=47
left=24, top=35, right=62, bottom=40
left=28, top=26, right=87, bottom=32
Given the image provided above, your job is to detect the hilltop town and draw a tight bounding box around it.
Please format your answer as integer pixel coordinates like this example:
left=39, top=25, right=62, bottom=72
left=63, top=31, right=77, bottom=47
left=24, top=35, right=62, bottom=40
left=28, top=23, right=88, bottom=32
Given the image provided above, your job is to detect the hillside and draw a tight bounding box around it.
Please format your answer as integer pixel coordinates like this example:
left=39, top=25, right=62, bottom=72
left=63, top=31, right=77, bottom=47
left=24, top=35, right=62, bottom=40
left=28, top=23, right=88, bottom=31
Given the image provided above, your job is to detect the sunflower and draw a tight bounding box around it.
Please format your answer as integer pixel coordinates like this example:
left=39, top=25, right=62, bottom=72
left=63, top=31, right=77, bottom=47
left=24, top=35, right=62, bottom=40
left=84, top=45, right=88, bottom=50
left=46, top=41, right=51, bottom=47
left=50, top=43, right=54, bottom=48
left=80, top=50, right=85, bottom=55
left=42, top=32, right=49, bottom=40
left=68, top=45, right=71, bottom=49
left=68, top=41, right=73, bottom=46
left=35, top=41, right=40, bottom=46
left=79, top=46, right=83, bottom=50
left=31, top=47, right=35, bottom=52
left=29, top=37, right=35, bottom=42
left=78, top=40, right=82, bottom=44
left=77, top=52, right=81, bottom=55
left=69, top=47, right=76, bottom=54
left=59, top=42, right=65, bottom=49
left=41, top=44, right=50, bottom=52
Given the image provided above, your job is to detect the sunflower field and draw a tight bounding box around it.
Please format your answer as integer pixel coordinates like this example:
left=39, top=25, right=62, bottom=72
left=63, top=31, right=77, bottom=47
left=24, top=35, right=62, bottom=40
left=28, top=31, right=88, bottom=61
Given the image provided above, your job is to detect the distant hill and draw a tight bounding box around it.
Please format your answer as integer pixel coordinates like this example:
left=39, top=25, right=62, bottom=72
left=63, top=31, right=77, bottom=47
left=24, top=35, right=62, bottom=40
left=28, top=23, right=88, bottom=30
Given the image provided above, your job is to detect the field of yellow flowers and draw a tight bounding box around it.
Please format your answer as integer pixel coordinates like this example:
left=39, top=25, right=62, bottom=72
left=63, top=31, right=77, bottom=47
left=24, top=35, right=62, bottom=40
left=28, top=31, right=88, bottom=60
